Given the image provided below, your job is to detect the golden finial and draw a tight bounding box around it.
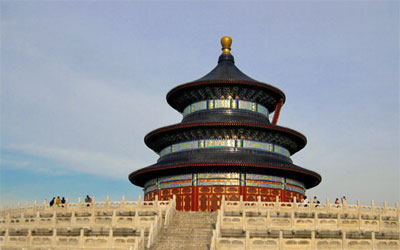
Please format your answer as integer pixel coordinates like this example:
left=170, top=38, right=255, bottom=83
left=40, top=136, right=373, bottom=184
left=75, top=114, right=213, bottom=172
left=221, top=36, right=232, bottom=55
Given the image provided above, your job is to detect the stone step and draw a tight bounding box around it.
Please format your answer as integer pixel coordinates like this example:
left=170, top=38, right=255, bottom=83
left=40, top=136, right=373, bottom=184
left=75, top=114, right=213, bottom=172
left=149, top=211, right=217, bottom=250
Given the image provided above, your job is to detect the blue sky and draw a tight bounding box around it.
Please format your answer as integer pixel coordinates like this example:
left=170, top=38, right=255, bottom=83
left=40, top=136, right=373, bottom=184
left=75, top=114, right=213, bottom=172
left=1, top=2, right=399, bottom=206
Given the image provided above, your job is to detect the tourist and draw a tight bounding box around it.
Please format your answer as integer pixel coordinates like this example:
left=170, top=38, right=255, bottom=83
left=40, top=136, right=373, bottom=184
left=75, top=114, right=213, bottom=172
left=335, top=198, right=340, bottom=207
left=301, top=196, right=309, bottom=207
left=341, top=196, right=347, bottom=204
left=313, top=196, right=320, bottom=207
left=49, top=197, right=55, bottom=207
left=55, top=196, right=61, bottom=207
left=61, top=197, right=66, bottom=207
left=85, top=195, right=92, bottom=206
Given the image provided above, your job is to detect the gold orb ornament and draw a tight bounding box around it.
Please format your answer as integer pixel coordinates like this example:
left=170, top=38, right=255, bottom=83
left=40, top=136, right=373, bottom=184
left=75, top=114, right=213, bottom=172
left=221, top=36, right=232, bottom=54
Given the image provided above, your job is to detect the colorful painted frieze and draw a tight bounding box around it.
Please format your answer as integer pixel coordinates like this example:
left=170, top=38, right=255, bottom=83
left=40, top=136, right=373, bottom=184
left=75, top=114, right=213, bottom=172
left=182, top=99, right=269, bottom=118
left=285, top=184, right=305, bottom=194
left=274, top=145, right=290, bottom=157
left=247, top=174, right=284, bottom=182
left=246, top=180, right=284, bottom=189
left=286, top=178, right=305, bottom=189
left=159, top=139, right=290, bottom=158
left=198, top=179, right=240, bottom=186
left=198, top=172, right=240, bottom=179
left=160, top=180, right=192, bottom=189
left=159, top=174, right=192, bottom=183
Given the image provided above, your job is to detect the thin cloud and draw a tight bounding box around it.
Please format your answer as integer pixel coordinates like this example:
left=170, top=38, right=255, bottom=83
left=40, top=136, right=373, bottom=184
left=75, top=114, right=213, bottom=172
left=5, top=144, right=147, bottom=179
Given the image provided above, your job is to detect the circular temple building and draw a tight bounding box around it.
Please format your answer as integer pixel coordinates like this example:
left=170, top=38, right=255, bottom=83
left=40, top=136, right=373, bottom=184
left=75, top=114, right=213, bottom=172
left=129, top=37, right=321, bottom=211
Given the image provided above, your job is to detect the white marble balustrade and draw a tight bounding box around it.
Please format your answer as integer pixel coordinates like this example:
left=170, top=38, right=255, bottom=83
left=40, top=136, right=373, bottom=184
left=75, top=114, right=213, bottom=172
left=211, top=195, right=400, bottom=250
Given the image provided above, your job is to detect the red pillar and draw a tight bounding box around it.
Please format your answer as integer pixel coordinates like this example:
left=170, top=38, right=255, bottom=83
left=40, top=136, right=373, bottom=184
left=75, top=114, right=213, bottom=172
left=271, top=99, right=284, bottom=125
left=192, top=186, right=198, bottom=211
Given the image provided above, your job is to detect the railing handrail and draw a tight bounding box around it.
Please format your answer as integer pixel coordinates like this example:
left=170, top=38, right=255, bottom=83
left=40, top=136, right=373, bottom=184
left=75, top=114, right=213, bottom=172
left=1, top=196, right=173, bottom=215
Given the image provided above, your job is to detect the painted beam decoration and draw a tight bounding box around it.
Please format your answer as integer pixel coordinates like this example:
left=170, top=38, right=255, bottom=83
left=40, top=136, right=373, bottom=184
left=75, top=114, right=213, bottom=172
left=159, top=139, right=290, bottom=158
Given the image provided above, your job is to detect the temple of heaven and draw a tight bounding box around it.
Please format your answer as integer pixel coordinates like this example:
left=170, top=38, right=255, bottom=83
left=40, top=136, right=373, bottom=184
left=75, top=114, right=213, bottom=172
left=129, top=36, right=321, bottom=211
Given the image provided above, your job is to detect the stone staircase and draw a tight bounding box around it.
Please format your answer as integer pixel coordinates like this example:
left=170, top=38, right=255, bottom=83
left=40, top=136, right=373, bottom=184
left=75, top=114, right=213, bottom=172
left=150, top=211, right=217, bottom=250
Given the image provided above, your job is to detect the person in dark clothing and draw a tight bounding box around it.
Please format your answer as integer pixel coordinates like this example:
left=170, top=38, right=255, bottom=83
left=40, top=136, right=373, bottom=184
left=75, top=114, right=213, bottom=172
left=85, top=195, right=92, bottom=207
left=61, top=197, right=66, bottom=207
left=49, top=197, right=55, bottom=207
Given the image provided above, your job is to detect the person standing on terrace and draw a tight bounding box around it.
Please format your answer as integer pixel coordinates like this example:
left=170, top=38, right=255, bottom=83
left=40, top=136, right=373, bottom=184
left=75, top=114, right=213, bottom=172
left=55, top=196, right=61, bottom=206
left=85, top=195, right=92, bottom=206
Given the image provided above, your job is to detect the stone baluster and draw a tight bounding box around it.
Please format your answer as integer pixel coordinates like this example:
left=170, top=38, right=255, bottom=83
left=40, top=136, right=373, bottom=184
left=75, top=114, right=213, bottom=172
left=384, top=201, right=388, bottom=214
left=147, top=222, right=154, bottom=249
left=266, top=210, right=271, bottom=228
left=217, top=209, right=221, bottom=228
left=49, top=227, right=56, bottom=247
left=311, top=230, right=316, bottom=250
left=121, top=195, right=126, bottom=208
left=33, top=200, right=37, bottom=210
left=90, top=207, right=95, bottom=225
left=108, top=225, right=114, bottom=249
left=71, top=209, right=76, bottom=226
left=4, top=228, right=9, bottom=245
left=78, top=197, right=82, bottom=208
left=52, top=211, right=56, bottom=227
left=344, top=198, right=348, bottom=212
left=36, top=211, right=40, bottom=227
left=140, top=229, right=145, bottom=249
left=314, top=211, right=318, bottom=230
left=240, top=195, right=243, bottom=210
left=371, top=231, right=376, bottom=250
left=310, top=197, right=314, bottom=211
left=342, top=230, right=346, bottom=250
left=358, top=206, right=362, bottom=230
left=215, top=210, right=221, bottom=239
left=275, top=196, right=279, bottom=212
left=257, top=195, right=261, bottom=213
left=79, top=228, right=84, bottom=248
left=6, top=211, right=10, bottom=227
left=27, top=228, right=32, bottom=246
left=221, top=195, right=225, bottom=212
left=242, top=209, right=246, bottom=231
left=111, top=210, right=116, bottom=227
left=245, top=230, right=250, bottom=250
left=105, top=196, right=110, bottom=208
left=290, top=210, right=294, bottom=228
left=326, top=197, right=330, bottom=213
left=137, top=195, right=142, bottom=209
left=293, top=196, right=298, bottom=209
left=158, top=204, right=162, bottom=218
left=278, top=230, right=283, bottom=249
left=134, top=209, right=139, bottom=225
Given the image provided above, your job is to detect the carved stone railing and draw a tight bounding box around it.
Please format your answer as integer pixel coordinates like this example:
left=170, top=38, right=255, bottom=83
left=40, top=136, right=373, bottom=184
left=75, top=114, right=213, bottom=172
left=1, top=195, right=173, bottom=216
left=0, top=228, right=145, bottom=250
left=0, top=196, right=177, bottom=250
left=210, top=195, right=400, bottom=250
